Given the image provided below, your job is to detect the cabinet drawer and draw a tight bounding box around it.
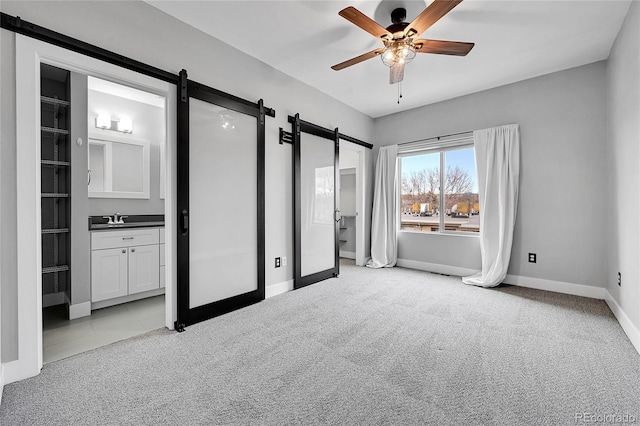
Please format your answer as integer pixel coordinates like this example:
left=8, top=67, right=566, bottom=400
left=91, top=228, right=159, bottom=250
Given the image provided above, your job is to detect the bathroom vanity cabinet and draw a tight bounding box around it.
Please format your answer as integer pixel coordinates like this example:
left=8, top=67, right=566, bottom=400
left=91, top=227, right=163, bottom=306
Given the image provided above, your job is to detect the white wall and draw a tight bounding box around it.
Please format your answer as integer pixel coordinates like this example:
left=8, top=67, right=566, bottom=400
left=340, top=148, right=359, bottom=170
left=606, top=1, right=640, bottom=343
left=0, top=0, right=374, bottom=364
left=373, top=62, right=608, bottom=289
left=0, top=25, right=17, bottom=363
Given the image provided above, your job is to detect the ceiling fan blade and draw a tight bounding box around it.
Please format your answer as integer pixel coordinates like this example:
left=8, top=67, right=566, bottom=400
left=331, top=48, right=384, bottom=71
left=339, top=6, right=392, bottom=40
left=413, top=39, right=474, bottom=56
left=404, top=0, right=463, bottom=38
left=389, top=63, right=405, bottom=84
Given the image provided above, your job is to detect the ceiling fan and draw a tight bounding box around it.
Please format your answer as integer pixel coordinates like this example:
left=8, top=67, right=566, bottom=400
left=331, top=0, right=474, bottom=84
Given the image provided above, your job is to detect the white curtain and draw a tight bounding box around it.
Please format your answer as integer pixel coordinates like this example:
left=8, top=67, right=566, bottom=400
left=367, top=145, right=398, bottom=268
left=463, top=125, right=520, bottom=287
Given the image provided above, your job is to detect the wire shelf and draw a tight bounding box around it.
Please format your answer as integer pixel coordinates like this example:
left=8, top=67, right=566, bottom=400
left=42, top=265, right=70, bottom=274
left=40, top=96, right=70, bottom=106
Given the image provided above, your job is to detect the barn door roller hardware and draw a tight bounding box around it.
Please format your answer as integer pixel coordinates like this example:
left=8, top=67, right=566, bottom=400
left=279, top=128, right=293, bottom=145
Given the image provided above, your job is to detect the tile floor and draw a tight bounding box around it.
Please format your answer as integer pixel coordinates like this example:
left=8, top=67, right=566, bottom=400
left=43, top=295, right=165, bottom=364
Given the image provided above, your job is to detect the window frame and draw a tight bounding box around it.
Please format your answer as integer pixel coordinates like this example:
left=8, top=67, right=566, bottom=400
left=397, top=142, right=479, bottom=236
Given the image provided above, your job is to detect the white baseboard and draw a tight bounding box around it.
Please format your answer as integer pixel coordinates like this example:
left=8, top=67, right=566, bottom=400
left=2, top=358, right=39, bottom=385
left=503, top=274, right=606, bottom=299
left=91, top=288, right=165, bottom=310
left=605, top=291, right=640, bottom=355
left=396, top=258, right=479, bottom=277
left=396, top=259, right=607, bottom=300
left=0, top=363, right=4, bottom=405
left=266, top=280, right=294, bottom=299
left=42, top=291, right=65, bottom=308
left=339, top=251, right=356, bottom=259
left=68, top=301, right=91, bottom=320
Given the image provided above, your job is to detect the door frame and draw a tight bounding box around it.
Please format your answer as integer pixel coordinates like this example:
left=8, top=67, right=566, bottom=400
left=175, top=74, right=266, bottom=328
left=338, top=140, right=367, bottom=266
left=291, top=114, right=340, bottom=289
left=10, top=35, right=177, bottom=384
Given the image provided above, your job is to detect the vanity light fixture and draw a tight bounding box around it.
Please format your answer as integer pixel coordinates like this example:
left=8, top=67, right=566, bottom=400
left=95, top=113, right=134, bottom=134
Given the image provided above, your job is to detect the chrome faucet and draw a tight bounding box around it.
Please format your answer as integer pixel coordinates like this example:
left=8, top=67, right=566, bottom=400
left=113, top=213, right=128, bottom=224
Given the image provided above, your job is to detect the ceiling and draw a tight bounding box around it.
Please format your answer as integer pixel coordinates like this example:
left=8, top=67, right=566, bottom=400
left=88, top=76, right=166, bottom=108
left=146, top=0, right=631, bottom=118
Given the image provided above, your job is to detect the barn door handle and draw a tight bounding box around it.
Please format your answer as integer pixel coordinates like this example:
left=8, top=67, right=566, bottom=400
left=181, top=209, right=189, bottom=234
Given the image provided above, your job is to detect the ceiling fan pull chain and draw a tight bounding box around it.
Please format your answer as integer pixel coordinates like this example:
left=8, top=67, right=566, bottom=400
left=397, top=82, right=403, bottom=104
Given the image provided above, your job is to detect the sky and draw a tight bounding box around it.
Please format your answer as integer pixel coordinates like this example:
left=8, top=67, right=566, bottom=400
left=401, top=147, right=479, bottom=193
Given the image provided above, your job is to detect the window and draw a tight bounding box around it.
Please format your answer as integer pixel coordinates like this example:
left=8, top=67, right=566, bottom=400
left=399, top=143, right=479, bottom=234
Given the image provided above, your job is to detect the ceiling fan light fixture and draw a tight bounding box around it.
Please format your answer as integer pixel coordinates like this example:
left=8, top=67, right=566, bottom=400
left=381, top=41, right=416, bottom=67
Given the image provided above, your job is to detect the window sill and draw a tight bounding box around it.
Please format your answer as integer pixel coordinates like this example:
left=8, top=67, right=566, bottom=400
left=398, top=229, right=479, bottom=238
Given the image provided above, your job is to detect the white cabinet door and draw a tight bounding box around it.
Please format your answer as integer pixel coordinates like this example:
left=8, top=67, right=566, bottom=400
left=91, top=248, right=128, bottom=302
left=128, top=244, right=160, bottom=295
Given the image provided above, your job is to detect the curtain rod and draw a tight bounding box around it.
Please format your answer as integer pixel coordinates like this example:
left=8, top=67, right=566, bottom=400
left=398, top=130, right=473, bottom=146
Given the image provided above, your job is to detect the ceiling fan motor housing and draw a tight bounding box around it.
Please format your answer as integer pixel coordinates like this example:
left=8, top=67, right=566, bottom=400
left=391, top=7, right=406, bottom=23
left=387, top=8, right=409, bottom=35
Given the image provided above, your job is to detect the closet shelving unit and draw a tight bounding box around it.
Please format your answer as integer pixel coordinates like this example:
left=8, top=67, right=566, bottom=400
left=41, top=64, right=71, bottom=305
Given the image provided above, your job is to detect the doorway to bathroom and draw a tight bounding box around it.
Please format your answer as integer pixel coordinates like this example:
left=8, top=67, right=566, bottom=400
left=39, top=65, right=170, bottom=363
left=339, top=140, right=366, bottom=266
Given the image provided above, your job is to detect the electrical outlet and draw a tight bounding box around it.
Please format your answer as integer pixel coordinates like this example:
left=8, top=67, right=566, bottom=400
left=528, top=253, right=537, bottom=263
left=618, top=272, right=621, bottom=286
left=282, top=256, right=287, bottom=267
left=275, top=257, right=281, bottom=268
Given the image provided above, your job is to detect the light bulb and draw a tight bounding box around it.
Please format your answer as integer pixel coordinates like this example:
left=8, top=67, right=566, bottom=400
left=96, top=113, right=111, bottom=129
left=118, top=117, right=133, bottom=133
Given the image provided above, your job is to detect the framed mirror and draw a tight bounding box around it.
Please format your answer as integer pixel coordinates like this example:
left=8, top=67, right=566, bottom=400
left=88, top=136, right=150, bottom=199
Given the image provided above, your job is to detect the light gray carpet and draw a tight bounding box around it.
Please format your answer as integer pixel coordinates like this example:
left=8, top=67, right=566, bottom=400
left=1, top=264, right=639, bottom=425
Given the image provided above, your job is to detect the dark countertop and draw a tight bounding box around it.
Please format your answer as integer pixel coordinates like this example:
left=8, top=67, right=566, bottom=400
left=88, top=214, right=164, bottom=231
left=90, top=221, right=164, bottom=230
